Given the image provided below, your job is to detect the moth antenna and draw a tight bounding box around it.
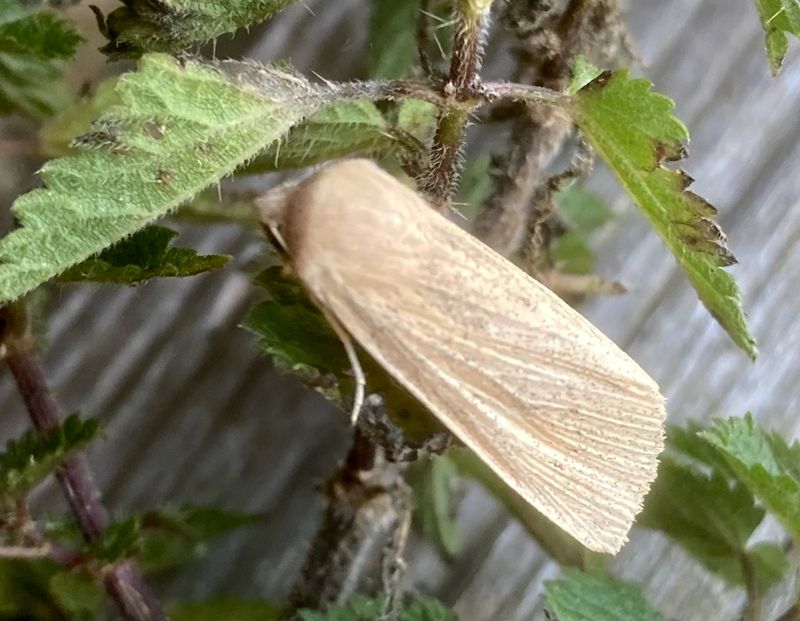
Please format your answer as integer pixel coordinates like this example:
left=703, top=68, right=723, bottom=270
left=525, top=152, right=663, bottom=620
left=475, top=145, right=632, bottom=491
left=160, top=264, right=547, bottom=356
left=323, top=308, right=366, bottom=425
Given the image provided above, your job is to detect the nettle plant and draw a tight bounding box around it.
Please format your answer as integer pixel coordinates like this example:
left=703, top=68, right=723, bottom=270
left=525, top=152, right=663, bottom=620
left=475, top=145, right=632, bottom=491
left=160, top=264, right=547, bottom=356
left=0, top=1, right=799, bottom=620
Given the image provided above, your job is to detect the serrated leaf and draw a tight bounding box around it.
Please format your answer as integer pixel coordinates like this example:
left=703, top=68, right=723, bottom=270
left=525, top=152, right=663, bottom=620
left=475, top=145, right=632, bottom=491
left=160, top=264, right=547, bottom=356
left=0, top=5, right=81, bottom=58
left=702, top=413, right=800, bottom=543
left=95, top=0, right=297, bottom=58
left=138, top=505, right=260, bottom=574
left=0, top=414, right=100, bottom=506
left=243, top=101, right=404, bottom=174
left=58, top=225, right=230, bottom=285
left=92, top=517, right=141, bottom=564
left=567, top=55, right=603, bottom=95
left=667, top=421, right=738, bottom=479
left=544, top=570, right=666, bottom=621
left=637, top=456, right=782, bottom=587
left=298, top=596, right=456, bottom=621
left=409, top=455, right=460, bottom=557
left=570, top=70, right=757, bottom=358
left=40, top=77, right=121, bottom=158
left=243, top=264, right=349, bottom=385
left=0, top=2, right=83, bottom=118
left=244, top=261, right=441, bottom=438
left=368, top=0, right=419, bottom=79
left=169, top=599, right=284, bottom=621
left=450, top=450, right=605, bottom=570
left=48, top=571, right=104, bottom=621
left=754, top=0, right=800, bottom=74
left=0, top=53, right=322, bottom=304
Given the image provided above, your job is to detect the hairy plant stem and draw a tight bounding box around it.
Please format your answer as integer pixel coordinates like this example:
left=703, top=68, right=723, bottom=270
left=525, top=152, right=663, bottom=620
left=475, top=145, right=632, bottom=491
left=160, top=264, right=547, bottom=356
left=742, top=552, right=762, bottom=621
left=473, top=0, right=626, bottom=258
left=420, top=3, right=493, bottom=208
left=0, top=302, right=167, bottom=621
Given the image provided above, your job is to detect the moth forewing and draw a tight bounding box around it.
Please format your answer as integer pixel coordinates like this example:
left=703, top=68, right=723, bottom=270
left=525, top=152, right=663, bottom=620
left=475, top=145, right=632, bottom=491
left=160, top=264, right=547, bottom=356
left=256, top=159, right=666, bottom=554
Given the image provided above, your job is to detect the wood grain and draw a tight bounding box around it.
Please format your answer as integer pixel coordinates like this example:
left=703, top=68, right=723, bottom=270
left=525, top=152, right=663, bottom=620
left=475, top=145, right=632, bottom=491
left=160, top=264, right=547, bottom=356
left=1, top=1, right=798, bottom=619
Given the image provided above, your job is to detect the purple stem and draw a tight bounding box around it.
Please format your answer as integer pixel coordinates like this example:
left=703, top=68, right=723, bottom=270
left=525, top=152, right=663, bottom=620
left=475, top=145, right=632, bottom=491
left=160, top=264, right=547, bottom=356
left=2, top=305, right=168, bottom=621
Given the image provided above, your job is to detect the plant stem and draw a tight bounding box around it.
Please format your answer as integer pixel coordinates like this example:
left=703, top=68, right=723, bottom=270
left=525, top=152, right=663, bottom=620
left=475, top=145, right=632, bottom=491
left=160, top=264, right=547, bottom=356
left=420, top=1, right=493, bottom=207
left=0, top=302, right=168, bottom=621
left=480, top=81, right=562, bottom=105
left=0, top=544, right=53, bottom=559
left=742, top=552, right=762, bottom=621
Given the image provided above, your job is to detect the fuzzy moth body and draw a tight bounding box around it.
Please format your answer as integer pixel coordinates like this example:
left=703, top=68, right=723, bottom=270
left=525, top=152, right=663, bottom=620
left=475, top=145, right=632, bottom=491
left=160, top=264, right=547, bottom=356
left=256, top=159, right=665, bottom=553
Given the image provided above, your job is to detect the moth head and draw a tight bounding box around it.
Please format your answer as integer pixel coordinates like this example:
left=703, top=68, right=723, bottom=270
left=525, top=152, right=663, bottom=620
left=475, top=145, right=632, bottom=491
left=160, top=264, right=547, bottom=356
left=254, top=181, right=297, bottom=254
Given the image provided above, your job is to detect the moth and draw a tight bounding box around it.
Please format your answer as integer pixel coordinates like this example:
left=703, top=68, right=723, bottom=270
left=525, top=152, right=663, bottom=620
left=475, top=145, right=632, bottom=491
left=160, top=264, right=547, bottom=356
left=257, top=159, right=665, bottom=553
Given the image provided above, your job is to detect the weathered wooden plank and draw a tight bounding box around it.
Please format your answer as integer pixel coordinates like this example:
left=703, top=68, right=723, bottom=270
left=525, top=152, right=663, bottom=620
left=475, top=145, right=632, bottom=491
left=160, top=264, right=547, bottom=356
left=2, top=1, right=799, bottom=619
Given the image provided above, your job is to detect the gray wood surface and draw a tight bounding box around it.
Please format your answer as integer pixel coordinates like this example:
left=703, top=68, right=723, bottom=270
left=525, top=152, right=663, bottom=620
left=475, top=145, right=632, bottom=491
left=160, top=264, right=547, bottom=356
left=2, top=1, right=800, bottom=619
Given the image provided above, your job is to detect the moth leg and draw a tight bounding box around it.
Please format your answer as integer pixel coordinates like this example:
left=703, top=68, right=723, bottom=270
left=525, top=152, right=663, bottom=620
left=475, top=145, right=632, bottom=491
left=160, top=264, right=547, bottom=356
left=342, top=334, right=366, bottom=426
left=323, top=309, right=366, bottom=425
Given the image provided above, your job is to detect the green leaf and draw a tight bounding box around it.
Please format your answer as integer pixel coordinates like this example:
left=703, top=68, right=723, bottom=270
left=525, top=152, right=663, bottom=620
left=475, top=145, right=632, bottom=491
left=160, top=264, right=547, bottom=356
left=550, top=232, right=596, bottom=275
left=243, top=261, right=441, bottom=438
left=549, top=187, right=613, bottom=275
left=48, top=571, right=104, bottom=621
left=0, top=2, right=83, bottom=118
left=567, top=55, right=604, bottom=95
left=298, top=597, right=385, bottom=621
left=169, top=599, right=284, bottom=621
left=637, top=456, right=772, bottom=586
left=243, top=101, right=403, bottom=174
left=570, top=69, right=757, bottom=358
left=0, top=53, right=320, bottom=304
left=40, top=76, right=121, bottom=158
left=92, top=517, right=141, bottom=564
left=0, top=559, right=62, bottom=618
left=747, top=542, right=791, bottom=592
left=544, top=570, right=666, bottom=621
left=138, top=505, right=260, bottom=574
left=58, top=225, right=230, bottom=285
left=753, top=0, right=800, bottom=74
left=243, top=264, right=349, bottom=385
left=0, top=414, right=100, bottom=506
left=409, top=455, right=460, bottom=557
left=298, top=596, right=456, bottom=621
left=397, top=99, right=439, bottom=144
left=457, top=155, right=492, bottom=221
left=400, top=598, right=456, bottom=621
left=555, top=186, right=613, bottom=233
left=450, top=450, right=605, bottom=571
left=368, top=0, right=419, bottom=79
left=702, top=413, right=800, bottom=542
left=95, top=0, right=297, bottom=58
left=667, top=421, right=738, bottom=479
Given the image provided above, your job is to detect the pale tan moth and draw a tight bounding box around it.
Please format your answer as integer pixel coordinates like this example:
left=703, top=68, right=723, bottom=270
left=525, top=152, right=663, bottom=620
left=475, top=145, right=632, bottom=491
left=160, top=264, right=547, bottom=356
left=256, top=159, right=665, bottom=553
